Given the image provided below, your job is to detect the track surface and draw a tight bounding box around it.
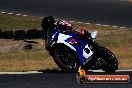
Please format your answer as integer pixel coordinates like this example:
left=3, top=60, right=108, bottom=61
left=0, top=0, right=132, bottom=27
left=0, top=70, right=132, bottom=88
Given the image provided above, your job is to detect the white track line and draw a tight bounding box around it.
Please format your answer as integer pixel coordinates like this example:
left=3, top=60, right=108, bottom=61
left=0, top=71, right=43, bottom=75
left=112, top=26, right=118, bottom=28
left=39, top=17, right=43, bottom=19
left=78, top=22, right=83, bottom=24
left=88, top=69, right=132, bottom=72
left=8, top=13, right=13, bottom=15
left=0, top=11, right=128, bottom=29
left=95, top=24, right=101, bottom=26
left=23, top=15, right=28, bottom=17
left=117, top=69, right=132, bottom=71
left=102, top=25, right=110, bottom=27
left=85, top=23, right=91, bottom=25
left=1, top=12, right=6, bottom=14
left=120, top=27, right=126, bottom=29
left=0, top=69, right=132, bottom=74
left=16, top=14, right=21, bottom=16
left=55, top=19, right=59, bottom=20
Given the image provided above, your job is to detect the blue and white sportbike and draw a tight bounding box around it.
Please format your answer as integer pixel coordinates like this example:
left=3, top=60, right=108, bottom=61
left=42, top=16, right=118, bottom=72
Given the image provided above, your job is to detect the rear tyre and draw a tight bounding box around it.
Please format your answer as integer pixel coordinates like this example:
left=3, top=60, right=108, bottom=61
left=0, top=29, right=2, bottom=39
left=14, top=30, right=26, bottom=40
left=99, top=46, right=118, bottom=72
left=26, top=29, right=39, bottom=39
left=51, top=44, right=80, bottom=72
left=1, top=31, right=14, bottom=39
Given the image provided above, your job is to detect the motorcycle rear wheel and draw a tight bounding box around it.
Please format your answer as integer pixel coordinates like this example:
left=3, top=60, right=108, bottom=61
left=98, top=46, right=118, bottom=72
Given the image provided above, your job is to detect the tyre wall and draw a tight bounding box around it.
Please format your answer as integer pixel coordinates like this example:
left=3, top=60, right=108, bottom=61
left=0, top=29, right=44, bottom=40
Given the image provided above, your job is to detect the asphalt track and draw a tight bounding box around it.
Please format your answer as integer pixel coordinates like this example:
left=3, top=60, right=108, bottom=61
left=0, top=70, right=132, bottom=88
left=0, top=0, right=132, bottom=27
left=0, top=1, right=132, bottom=87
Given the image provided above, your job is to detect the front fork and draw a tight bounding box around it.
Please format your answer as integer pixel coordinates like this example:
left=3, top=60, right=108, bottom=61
left=75, top=45, right=94, bottom=71
left=80, top=42, right=100, bottom=70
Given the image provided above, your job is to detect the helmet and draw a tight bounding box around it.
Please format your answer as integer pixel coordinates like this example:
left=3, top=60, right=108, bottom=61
left=57, top=20, right=72, bottom=31
left=42, top=16, right=55, bottom=30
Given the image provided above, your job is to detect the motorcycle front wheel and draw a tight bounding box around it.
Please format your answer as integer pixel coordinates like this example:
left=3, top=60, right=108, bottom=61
left=51, top=44, right=80, bottom=72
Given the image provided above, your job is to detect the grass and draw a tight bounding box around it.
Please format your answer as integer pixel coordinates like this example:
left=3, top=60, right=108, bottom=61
left=0, top=49, right=58, bottom=72
left=0, top=14, right=41, bottom=30
left=0, top=13, right=132, bottom=71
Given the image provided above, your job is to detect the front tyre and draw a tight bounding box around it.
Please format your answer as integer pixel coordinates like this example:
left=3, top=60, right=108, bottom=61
left=98, top=46, right=118, bottom=72
left=51, top=44, right=80, bottom=72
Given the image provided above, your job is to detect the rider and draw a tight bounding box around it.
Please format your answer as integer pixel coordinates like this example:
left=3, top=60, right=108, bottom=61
left=42, top=16, right=96, bottom=69
left=42, top=16, right=94, bottom=49
left=56, top=20, right=93, bottom=45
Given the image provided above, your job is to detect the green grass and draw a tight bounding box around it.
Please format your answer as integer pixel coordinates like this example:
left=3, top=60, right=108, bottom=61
left=0, top=14, right=41, bottom=30
left=0, top=49, right=58, bottom=72
left=0, top=13, right=132, bottom=71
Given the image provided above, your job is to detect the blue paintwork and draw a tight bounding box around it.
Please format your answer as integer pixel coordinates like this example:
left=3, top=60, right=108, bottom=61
left=51, top=28, right=88, bottom=65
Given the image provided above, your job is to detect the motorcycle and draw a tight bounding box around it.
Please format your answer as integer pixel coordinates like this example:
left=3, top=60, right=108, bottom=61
left=42, top=16, right=118, bottom=72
